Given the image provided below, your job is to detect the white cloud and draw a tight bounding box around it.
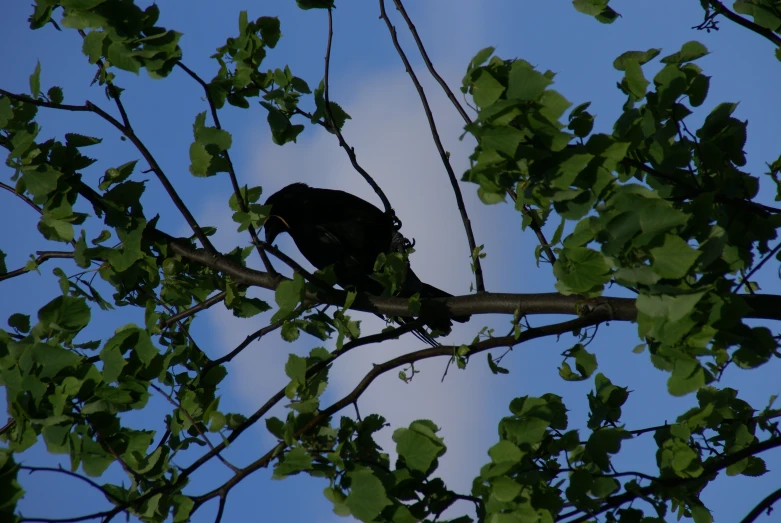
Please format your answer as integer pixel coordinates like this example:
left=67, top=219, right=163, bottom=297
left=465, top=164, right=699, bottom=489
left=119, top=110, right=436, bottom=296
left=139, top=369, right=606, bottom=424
left=202, top=65, right=528, bottom=504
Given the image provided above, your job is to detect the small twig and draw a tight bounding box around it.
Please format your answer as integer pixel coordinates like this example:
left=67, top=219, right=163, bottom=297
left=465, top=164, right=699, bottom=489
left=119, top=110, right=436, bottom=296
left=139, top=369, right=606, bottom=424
left=378, top=0, right=485, bottom=292
left=391, top=0, right=472, bottom=125
left=203, top=314, right=290, bottom=371
left=382, top=3, right=558, bottom=267
left=323, top=9, right=395, bottom=218
left=21, top=465, right=121, bottom=503
left=175, top=61, right=276, bottom=274
left=150, top=383, right=240, bottom=473
left=162, top=290, right=227, bottom=327
left=734, top=240, right=781, bottom=293
left=0, top=181, right=43, bottom=214
left=0, top=251, right=75, bottom=282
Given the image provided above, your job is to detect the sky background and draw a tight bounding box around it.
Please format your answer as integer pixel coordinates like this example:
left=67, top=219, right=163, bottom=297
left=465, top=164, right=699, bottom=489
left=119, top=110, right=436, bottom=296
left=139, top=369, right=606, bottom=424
left=2, top=1, right=781, bottom=521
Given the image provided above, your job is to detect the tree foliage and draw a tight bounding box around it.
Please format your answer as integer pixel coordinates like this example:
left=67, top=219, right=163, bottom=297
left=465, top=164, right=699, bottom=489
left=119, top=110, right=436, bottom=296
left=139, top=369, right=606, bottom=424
left=2, top=1, right=781, bottom=522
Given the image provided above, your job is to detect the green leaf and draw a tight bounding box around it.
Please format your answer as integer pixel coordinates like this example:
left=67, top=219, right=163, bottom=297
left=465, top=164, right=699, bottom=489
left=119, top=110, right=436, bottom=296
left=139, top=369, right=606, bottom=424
left=82, top=30, right=107, bottom=64
left=661, top=41, right=709, bottom=64
left=345, top=469, right=392, bottom=522
left=668, top=359, right=707, bottom=396
left=472, top=70, right=505, bottom=108
left=47, top=86, right=64, bottom=105
left=8, top=313, right=31, bottom=333
left=613, top=48, right=661, bottom=70
left=572, top=0, right=620, bottom=23
left=257, top=16, right=281, bottom=48
left=107, top=41, right=141, bottom=73
left=487, top=353, right=510, bottom=374
left=492, top=476, right=522, bottom=502
left=296, top=0, right=334, bottom=9
left=274, top=274, right=305, bottom=317
left=623, top=59, right=648, bottom=99
left=100, top=346, right=127, bottom=383
left=37, top=296, right=91, bottom=333
left=650, top=235, right=700, bottom=279
left=285, top=354, right=306, bottom=385
left=273, top=446, right=313, bottom=477
left=393, top=422, right=445, bottom=473
left=507, top=60, right=552, bottom=101
left=30, top=61, right=41, bottom=98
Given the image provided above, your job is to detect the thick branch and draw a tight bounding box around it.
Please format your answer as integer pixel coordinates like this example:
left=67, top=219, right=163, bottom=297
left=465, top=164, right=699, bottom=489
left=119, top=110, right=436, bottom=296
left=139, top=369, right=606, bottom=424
left=378, top=0, right=485, bottom=292
left=159, top=231, right=781, bottom=322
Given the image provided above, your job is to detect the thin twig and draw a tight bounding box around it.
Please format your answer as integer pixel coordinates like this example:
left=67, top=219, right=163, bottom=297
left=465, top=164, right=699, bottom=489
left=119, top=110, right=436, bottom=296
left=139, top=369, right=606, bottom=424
left=0, top=181, right=43, bottom=214
left=323, top=9, right=395, bottom=218
left=387, top=2, right=557, bottom=266
left=150, top=383, right=240, bottom=473
left=0, top=88, right=216, bottom=253
left=0, top=251, right=75, bottom=282
left=162, top=290, right=227, bottom=327
left=20, top=465, right=120, bottom=503
left=192, top=309, right=614, bottom=504
left=734, top=240, right=781, bottom=293
left=391, top=0, right=471, bottom=124
left=175, top=61, right=276, bottom=274
left=378, top=0, right=485, bottom=292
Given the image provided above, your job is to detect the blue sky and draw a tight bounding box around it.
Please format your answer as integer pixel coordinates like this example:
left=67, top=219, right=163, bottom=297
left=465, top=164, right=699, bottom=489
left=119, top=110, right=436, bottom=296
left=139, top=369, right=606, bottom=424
left=2, top=1, right=781, bottom=521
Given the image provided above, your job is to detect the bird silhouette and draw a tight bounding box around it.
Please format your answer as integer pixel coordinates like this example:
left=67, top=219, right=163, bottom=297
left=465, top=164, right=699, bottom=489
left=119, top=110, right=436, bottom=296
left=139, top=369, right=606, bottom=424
left=263, top=183, right=468, bottom=345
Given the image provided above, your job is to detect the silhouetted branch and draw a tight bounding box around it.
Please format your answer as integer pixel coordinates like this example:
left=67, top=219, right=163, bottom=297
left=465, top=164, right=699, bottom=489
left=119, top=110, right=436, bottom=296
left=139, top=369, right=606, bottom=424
left=322, top=8, right=395, bottom=218
left=0, top=181, right=42, bottom=214
left=740, top=486, right=781, bottom=523
left=150, top=383, right=239, bottom=473
left=706, top=1, right=781, bottom=47
left=162, top=290, right=227, bottom=327
left=192, top=310, right=612, bottom=505
left=0, top=251, right=75, bottom=282
left=378, top=0, right=485, bottom=292
left=559, top=435, right=781, bottom=523
left=0, top=88, right=216, bottom=253
left=176, top=61, right=276, bottom=274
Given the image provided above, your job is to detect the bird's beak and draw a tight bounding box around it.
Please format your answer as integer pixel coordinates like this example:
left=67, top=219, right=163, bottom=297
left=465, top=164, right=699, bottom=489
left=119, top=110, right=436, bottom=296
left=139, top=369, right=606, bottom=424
left=264, top=215, right=290, bottom=244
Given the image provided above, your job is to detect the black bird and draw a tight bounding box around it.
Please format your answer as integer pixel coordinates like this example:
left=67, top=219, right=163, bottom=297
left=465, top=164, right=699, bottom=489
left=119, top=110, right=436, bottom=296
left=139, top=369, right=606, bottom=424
left=263, top=183, right=468, bottom=345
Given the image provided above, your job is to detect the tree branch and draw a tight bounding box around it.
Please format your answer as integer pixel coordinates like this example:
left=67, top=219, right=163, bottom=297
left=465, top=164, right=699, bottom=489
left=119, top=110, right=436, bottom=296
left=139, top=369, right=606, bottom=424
left=154, top=229, right=781, bottom=322
left=0, top=180, right=42, bottom=214
left=175, top=61, right=276, bottom=274
left=192, top=310, right=613, bottom=505
left=707, top=1, right=781, bottom=48
left=378, top=0, right=485, bottom=292
left=0, top=251, right=75, bottom=282
left=161, top=291, right=227, bottom=327
left=0, top=88, right=216, bottom=253
left=740, top=486, right=781, bottom=523
left=559, top=435, right=781, bottom=523
left=387, top=1, right=557, bottom=266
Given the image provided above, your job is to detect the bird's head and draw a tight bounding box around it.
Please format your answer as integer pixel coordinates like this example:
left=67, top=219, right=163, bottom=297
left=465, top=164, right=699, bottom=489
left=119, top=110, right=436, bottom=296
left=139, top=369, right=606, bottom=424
left=263, top=183, right=309, bottom=244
